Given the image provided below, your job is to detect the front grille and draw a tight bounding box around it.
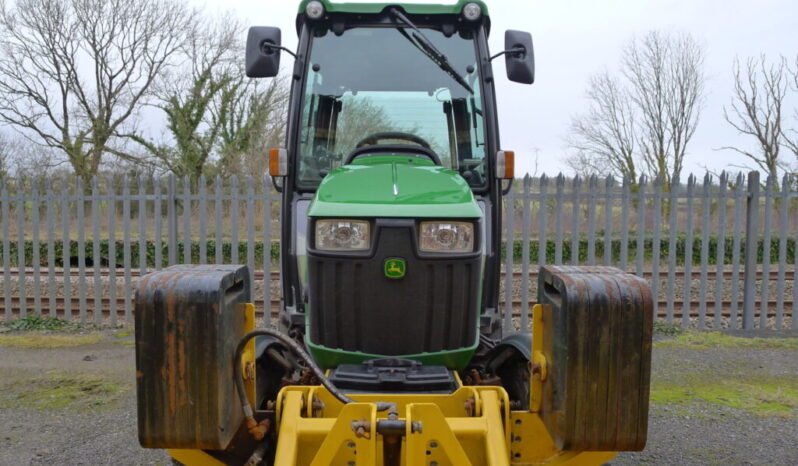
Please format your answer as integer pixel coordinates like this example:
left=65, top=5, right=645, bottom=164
left=308, top=224, right=481, bottom=356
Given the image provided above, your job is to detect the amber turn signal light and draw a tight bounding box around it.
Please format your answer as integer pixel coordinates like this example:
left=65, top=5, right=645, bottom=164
left=269, top=148, right=288, bottom=177
left=496, top=150, right=515, bottom=179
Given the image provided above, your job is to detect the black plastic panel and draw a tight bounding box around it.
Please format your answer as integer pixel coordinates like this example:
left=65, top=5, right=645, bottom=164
left=330, top=359, right=456, bottom=393
left=307, top=220, right=481, bottom=356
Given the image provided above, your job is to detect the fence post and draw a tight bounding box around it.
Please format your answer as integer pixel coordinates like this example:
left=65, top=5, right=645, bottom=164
left=520, top=175, right=531, bottom=331
left=1, top=180, right=10, bottom=321
left=504, top=187, right=516, bottom=333
left=167, top=175, right=177, bottom=266
left=17, top=179, right=27, bottom=319
left=743, top=171, right=760, bottom=330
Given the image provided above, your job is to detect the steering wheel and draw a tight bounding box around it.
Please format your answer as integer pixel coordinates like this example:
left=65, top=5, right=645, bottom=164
left=346, top=132, right=442, bottom=166
left=344, top=144, right=442, bottom=166
left=355, top=132, right=433, bottom=150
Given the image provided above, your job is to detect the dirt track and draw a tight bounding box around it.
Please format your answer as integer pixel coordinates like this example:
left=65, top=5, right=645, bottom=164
left=0, top=327, right=796, bottom=465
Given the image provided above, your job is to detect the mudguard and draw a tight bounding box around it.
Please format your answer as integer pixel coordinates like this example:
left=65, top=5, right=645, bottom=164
left=491, top=332, right=532, bottom=360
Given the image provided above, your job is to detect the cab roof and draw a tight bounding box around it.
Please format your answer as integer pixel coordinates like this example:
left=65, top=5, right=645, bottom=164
left=296, top=1, right=490, bottom=35
left=297, top=0, right=489, bottom=17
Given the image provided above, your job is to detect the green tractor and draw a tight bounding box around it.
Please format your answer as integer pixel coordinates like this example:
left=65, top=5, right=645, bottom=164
left=135, top=2, right=653, bottom=465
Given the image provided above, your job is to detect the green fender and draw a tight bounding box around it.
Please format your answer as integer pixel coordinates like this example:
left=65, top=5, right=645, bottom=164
left=486, top=332, right=531, bottom=372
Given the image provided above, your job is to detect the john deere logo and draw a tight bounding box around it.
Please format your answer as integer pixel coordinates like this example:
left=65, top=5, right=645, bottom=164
left=384, top=258, right=406, bottom=279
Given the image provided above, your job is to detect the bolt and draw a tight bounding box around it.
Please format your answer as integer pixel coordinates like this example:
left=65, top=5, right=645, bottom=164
left=411, top=421, right=423, bottom=434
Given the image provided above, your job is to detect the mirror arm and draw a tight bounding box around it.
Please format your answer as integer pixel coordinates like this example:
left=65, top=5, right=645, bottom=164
left=490, top=46, right=526, bottom=62
left=271, top=176, right=284, bottom=193
left=501, top=179, right=514, bottom=196
left=261, top=42, right=297, bottom=59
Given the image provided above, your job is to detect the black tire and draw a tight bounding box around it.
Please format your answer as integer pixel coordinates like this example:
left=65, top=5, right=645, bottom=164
left=498, top=357, right=530, bottom=410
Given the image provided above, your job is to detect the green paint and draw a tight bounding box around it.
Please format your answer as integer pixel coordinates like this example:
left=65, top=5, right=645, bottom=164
left=308, top=156, right=482, bottom=218
left=305, top=337, right=479, bottom=370
left=384, top=257, right=406, bottom=279
left=297, top=0, right=489, bottom=18
left=654, top=331, right=798, bottom=350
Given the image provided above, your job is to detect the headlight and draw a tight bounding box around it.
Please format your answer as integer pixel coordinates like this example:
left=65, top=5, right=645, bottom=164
left=305, top=0, right=325, bottom=19
left=315, top=220, right=370, bottom=251
left=419, top=221, right=474, bottom=253
left=462, top=2, right=482, bottom=21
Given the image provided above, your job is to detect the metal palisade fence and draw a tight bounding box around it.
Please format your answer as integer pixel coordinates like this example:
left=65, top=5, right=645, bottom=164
left=0, top=171, right=796, bottom=332
left=0, top=175, right=279, bottom=326
left=502, top=171, right=796, bottom=333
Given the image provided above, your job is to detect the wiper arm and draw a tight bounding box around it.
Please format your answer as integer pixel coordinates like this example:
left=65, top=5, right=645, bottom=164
left=390, top=8, right=474, bottom=95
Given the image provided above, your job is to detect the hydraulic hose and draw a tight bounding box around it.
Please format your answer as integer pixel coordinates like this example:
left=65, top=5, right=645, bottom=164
left=233, top=329, right=394, bottom=434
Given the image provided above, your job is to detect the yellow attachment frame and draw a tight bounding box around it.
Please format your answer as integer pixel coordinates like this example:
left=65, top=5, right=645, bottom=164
left=270, top=383, right=613, bottom=465
left=169, top=304, right=616, bottom=465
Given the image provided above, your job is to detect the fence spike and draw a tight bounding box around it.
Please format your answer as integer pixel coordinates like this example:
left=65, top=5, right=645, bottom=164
left=0, top=172, right=794, bottom=331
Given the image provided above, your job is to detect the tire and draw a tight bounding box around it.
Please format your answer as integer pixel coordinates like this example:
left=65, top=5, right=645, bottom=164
left=498, top=357, right=530, bottom=410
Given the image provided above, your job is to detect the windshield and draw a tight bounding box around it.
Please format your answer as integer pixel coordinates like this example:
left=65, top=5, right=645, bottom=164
left=297, top=26, right=487, bottom=189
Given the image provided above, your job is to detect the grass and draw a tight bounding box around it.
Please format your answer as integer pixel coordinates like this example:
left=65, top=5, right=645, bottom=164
left=655, top=331, right=798, bottom=350
left=1, top=373, right=126, bottom=410
left=7, top=316, right=75, bottom=332
left=651, top=377, right=798, bottom=416
left=111, top=339, right=135, bottom=347
left=113, top=330, right=132, bottom=339
left=0, top=333, right=104, bottom=348
left=653, top=321, right=685, bottom=337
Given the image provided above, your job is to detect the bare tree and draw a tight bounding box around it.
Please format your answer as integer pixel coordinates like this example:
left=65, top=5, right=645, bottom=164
left=124, top=14, right=241, bottom=180
left=721, top=56, right=789, bottom=180
left=0, top=131, right=10, bottom=178
left=332, top=97, right=397, bottom=157
left=568, top=31, right=704, bottom=184
left=783, top=55, right=798, bottom=163
left=0, top=0, right=196, bottom=182
left=623, top=31, right=704, bottom=183
left=566, top=72, right=637, bottom=179
left=215, top=76, right=290, bottom=177
left=124, top=14, right=290, bottom=180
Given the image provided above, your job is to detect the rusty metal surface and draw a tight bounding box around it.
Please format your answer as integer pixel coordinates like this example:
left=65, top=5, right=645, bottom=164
left=135, top=264, right=251, bottom=450
left=537, top=266, right=653, bottom=452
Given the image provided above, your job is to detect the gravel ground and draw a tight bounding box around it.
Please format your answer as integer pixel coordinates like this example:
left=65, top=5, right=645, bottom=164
left=614, top=331, right=798, bottom=465
left=0, top=328, right=796, bottom=465
left=0, top=333, right=168, bottom=466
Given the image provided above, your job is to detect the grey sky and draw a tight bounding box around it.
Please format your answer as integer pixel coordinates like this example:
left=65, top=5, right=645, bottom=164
left=220, top=0, right=798, bottom=177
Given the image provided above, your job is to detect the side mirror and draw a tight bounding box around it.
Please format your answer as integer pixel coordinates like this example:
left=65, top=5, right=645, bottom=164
left=504, top=30, right=535, bottom=84
left=246, top=27, right=282, bottom=78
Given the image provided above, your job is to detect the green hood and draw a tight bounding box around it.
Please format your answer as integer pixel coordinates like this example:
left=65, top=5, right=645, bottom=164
left=308, top=156, right=482, bottom=218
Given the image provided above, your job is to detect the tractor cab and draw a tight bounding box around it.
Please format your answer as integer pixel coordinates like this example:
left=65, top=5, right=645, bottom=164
left=247, top=0, right=534, bottom=370
left=134, top=2, right=654, bottom=465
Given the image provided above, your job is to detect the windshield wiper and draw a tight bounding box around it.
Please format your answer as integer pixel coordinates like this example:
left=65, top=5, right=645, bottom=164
left=390, top=8, right=474, bottom=95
